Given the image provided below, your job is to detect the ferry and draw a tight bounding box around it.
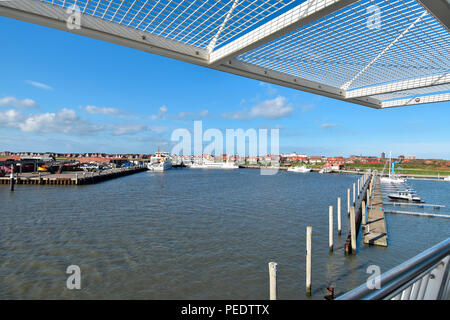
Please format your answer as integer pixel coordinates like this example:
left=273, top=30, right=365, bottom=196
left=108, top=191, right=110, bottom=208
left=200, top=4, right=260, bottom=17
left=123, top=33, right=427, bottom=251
left=147, top=152, right=172, bottom=172
left=287, top=166, right=311, bottom=173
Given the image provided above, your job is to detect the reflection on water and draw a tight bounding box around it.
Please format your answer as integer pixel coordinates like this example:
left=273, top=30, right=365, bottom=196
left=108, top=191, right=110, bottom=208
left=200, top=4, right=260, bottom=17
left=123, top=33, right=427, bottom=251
left=0, top=170, right=449, bottom=299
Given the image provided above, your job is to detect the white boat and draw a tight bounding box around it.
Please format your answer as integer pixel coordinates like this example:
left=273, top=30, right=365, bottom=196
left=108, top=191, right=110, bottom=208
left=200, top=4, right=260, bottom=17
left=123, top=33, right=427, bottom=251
left=287, top=166, right=311, bottom=173
left=319, top=166, right=332, bottom=174
left=444, top=176, right=450, bottom=181
left=188, top=159, right=238, bottom=169
left=388, top=191, right=422, bottom=202
left=381, top=176, right=406, bottom=184
left=147, top=152, right=172, bottom=172
left=381, top=151, right=406, bottom=183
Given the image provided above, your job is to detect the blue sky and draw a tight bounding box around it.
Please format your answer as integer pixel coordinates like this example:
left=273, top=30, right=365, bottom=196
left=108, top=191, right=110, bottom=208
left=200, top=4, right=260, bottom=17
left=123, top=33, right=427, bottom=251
left=1, top=17, right=449, bottom=159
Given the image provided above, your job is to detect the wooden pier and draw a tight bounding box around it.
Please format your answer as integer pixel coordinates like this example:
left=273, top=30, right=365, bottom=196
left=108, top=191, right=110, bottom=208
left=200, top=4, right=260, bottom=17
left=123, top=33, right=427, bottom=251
left=362, top=176, right=388, bottom=247
left=0, top=166, right=147, bottom=186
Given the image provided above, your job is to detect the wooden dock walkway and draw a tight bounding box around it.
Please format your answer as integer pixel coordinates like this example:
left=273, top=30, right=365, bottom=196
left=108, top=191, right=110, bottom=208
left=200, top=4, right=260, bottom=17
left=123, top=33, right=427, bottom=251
left=0, top=166, right=147, bottom=186
left=363, top=176, right=388, bottom=247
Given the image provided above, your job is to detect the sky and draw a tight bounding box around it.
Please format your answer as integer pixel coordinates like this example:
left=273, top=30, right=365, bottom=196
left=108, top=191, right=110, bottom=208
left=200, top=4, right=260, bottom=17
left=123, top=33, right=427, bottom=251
left=1, top=16, right=450, bottom=159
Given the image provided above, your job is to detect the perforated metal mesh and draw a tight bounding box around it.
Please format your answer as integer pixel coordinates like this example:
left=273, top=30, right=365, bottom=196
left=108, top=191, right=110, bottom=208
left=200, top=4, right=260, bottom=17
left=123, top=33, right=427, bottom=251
left=40, top=0, right=300, bottom=50
left=236, top=0, right=450, bottom=92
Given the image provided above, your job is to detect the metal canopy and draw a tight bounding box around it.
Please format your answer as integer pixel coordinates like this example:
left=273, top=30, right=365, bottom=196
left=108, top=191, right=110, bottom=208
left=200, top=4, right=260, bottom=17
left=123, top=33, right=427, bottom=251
left=1, top=0, right=449, bottom=109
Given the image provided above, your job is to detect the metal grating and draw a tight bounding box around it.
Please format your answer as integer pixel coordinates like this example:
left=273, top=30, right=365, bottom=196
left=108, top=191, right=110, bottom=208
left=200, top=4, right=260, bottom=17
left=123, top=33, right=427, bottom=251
left=236, top=0, right=450, bottom=91
left=1, top=0, right=449, bottom=108
left=39, top=0, right=301, bottom=50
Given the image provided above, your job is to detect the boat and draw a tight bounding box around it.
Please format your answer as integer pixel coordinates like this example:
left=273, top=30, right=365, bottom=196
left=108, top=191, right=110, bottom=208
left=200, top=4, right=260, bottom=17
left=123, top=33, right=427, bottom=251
left=445, top=176, right=450, bottom=181
left=188, top=159, right=238, bottom=169
left=147, top=151, right=172, bottom=172
left=287, top=166, right=311, bottom=173
left=381, top=151, right=406, bottom=184
left=319, top=166, right=332, bottom=174
left=388, top=191, right=423, bottom=202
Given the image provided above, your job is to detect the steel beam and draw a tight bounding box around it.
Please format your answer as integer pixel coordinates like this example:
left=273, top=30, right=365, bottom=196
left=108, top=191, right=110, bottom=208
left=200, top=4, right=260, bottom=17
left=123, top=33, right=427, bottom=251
left=209, top=0, right=360, bottom=65
left=417, top=0, right=450, bottom=32
left=346, top=73, right=450, bottom=98
left=382, top=93, right=450, bottom=108
left=216, top=59, right=382, bottom=109
left=0, top=0, right=209, bottom=66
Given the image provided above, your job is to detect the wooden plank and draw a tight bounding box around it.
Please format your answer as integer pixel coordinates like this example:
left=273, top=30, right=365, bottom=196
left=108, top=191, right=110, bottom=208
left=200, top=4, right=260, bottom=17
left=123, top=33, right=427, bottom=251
left=363, top=176, right=388, bottom=247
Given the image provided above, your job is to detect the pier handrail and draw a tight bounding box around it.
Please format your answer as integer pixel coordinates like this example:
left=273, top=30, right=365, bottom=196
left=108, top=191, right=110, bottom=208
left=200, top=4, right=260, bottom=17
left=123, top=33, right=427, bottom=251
left=337, top=238, right=450, bottom=300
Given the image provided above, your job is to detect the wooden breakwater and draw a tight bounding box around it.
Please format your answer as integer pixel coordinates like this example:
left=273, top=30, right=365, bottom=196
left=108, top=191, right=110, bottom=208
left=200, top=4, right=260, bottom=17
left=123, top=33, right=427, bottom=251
left=0, top=166, right=147, bottom=186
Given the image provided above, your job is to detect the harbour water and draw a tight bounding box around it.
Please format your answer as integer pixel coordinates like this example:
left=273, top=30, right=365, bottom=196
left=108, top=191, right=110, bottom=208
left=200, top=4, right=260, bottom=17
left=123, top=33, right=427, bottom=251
left=1, top=169, right=449, bottom=299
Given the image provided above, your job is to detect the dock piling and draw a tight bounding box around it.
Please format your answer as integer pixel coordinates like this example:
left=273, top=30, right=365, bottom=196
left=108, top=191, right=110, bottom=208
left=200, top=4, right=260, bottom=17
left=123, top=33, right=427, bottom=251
left=347, top=188, right=351, bottom=216
left=353, top=183, right=356, bottom=205
left=337, top=197, right=342, bottom=236
left=10, top=167, right=14, bottom=192
left=329, top=206, right=333, bottom=252
left=306, top=226, right=312, bottom=296
left=350, top=206, right=356, bottom=254
left=268, top=262, right=277, bottom=300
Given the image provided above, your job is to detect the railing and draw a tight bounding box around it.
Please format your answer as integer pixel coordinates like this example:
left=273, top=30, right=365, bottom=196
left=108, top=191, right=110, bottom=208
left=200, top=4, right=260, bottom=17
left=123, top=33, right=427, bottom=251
left=337, top=238, right=450, bottom=300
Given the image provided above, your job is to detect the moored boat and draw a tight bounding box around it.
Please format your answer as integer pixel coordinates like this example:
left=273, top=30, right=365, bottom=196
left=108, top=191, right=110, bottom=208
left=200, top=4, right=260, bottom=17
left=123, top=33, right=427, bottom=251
left=388, top=191, right=422, bottom=202
left=287, top=166, right=311, bottom=173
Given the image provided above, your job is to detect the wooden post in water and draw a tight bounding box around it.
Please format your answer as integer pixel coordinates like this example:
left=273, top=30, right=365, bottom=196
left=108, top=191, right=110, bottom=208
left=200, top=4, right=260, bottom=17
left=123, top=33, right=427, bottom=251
left=337, top=197, right=342, bottom=236
left=347, top=188, right=351, bottom=216
left=306, top=226, right=312, bottom=296
left=362, top=200, right=366, bottom=226
left=268, top=262, right=277, bottom=300
left=10, top=165, right=14, bottom=191
left=367, top=189, right=370, bottom=207
left=357, top=179, right=360, bottom=197
left=350, top=206, right=356, bottom=253
left=329, top=206, right=333, bottom=252
left=353, top=183, right=356, bottom=205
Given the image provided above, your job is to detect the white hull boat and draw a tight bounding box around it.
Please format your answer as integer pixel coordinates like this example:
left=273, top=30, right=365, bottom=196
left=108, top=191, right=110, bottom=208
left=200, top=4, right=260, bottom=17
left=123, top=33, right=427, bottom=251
left=381, top=176, right=406, bottom=184
left=189, top=160, right=238, bottom=169
left=288, top=166, right=311, bottom=173
left=388, top=191, right=422, bottom=202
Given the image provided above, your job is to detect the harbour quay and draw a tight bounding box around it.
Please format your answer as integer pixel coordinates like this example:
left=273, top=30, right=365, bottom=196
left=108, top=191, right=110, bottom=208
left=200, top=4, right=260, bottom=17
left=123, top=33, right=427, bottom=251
left=0, top=166, right=147, bottom=186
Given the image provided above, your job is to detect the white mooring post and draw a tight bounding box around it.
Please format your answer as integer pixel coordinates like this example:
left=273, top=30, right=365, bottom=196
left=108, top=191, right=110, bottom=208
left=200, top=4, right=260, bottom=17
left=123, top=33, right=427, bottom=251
left=358, top=179, right=360, bottom=196
left=10, top=164, right=14, bottom=191
left=268, top=262, right=277, bottom=300
left=306, top=226, right=312, bottom=296
left=347, top=188, right=351, bottom=216
left=353, top=183, right=356, bottom=205
left=329, top=206, right=333, bottom=252
left=337, top=197, right=342, bottom=236
left=350, top=206, right=357, bottom=254
left=362, top=200, right=366, bottom=226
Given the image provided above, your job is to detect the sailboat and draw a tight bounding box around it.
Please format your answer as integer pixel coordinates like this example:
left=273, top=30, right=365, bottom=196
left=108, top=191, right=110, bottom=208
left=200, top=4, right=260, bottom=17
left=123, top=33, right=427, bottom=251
left=380, top=152, right=406, bottom=184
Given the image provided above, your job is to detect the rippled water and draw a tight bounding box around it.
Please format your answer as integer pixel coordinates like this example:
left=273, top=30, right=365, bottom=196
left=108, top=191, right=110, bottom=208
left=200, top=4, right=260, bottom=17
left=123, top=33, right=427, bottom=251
left=1, top=169, right=449, bottom=299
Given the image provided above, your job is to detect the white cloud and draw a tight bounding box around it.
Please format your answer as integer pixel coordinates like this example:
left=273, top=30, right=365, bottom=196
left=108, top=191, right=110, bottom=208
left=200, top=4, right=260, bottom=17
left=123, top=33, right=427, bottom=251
left=151, top=105, right=168, bottom=120
left=26, top=80, right=53, bottom=91
left=176, top=109, right=209, bottom=119
left=222, top=96, right=293, bottom=120
left=0, top=96, right=39, bottom=109
left=320, top=123, right=339, bottom=129
left=82, top=105, right=122, bottom=115
left=112, top=123, right=149, bottom=136
left=0, top=108, right=103, bottom=134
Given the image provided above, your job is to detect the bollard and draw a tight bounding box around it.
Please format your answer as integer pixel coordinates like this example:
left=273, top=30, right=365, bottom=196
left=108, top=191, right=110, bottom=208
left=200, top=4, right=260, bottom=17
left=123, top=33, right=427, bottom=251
left=350, top=206, right=356, bottom=254
left=306, top=226, right=312, bottom=296
left=268, top=262, right=277, bottom=300
left=329, top=206, right=333, bottom=252
left=337, top=197, right=342, bottom=236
